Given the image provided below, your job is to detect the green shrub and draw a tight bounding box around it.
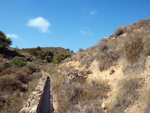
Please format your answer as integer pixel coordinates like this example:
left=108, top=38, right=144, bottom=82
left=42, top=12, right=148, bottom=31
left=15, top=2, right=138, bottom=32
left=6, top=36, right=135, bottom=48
left=12, top=56, right=27, bottom=67
left=53, top=53, right=71, bottom=64
left=37, top=50, right=54, bottom=62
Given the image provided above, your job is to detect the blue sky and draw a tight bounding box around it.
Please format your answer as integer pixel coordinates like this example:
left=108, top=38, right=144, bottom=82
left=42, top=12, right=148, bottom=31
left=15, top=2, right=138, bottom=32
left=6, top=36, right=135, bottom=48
left=0, top=0, right=150, bottom=52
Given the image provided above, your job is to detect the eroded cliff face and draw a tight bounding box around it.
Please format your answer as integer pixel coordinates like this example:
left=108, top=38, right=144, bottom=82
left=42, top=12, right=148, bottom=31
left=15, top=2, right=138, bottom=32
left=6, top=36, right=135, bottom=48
left=48, top=18, right=150, bottom=113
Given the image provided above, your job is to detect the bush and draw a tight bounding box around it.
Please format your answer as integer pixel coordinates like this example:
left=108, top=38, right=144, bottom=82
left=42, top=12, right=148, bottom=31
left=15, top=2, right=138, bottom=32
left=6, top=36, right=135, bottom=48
left=124, top=36, right=143, bottom=64
left=37, top=50, right=54, bottom=62
left=12, top=56, right=27, bottom=67
left=108, top=76, right=142, bottom=113
left=53, top=53, right=71, bottom=64
left=28, top=72, right=41, bottom=81
left=0, top=62, right=11, bottom=72
left=98, top=49, right=119, bottom=71
left=0, top=76, right=15, bottom=89
left=27, top=63, right=40, bottom=73
left=0, top=67, right=15, bottom=77
left=56, top=78, right=109, bottom=113
left=114, top=27, right=125, bottom=37
left=97, top=38, right=120, bottom=71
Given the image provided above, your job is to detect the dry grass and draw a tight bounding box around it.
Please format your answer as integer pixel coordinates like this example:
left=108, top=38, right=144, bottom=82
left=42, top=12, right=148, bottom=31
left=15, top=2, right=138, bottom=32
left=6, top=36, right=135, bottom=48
left=45, top=64, right=110, bottom=113
left=107, top=75, right=142, bottom=113
left=97, top=38, right=120, bottom=71
left=124, top=35, right=143, bottom=64
left=0, top=78, right=40, bottom=113
left=56, top=79, right=109, bottom=113
left=0, top=67, right=16, bottom=77
left=0, top=64, right=41, bottom=113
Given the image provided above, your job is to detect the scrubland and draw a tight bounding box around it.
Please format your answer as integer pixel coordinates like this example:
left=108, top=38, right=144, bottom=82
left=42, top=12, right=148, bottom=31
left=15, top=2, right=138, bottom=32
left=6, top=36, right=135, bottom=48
left=46, top=19, right=150, bottom=113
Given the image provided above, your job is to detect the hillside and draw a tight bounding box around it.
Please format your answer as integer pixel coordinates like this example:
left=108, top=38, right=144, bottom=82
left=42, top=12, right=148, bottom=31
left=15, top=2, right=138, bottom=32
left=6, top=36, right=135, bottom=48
left=45, top=18, right=150, bottom=113
left=22, top=47, right=73, bottom=55
left=0, top=44, right=72, bottom=112
left=1, top=18, right=150, bottom=113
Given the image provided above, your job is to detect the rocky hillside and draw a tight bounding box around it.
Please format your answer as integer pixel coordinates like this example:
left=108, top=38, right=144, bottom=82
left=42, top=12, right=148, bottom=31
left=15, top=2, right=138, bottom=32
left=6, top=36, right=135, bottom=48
left=46, top=18, right=150, bottom=113
left=0, top=43, right=72, bottom=112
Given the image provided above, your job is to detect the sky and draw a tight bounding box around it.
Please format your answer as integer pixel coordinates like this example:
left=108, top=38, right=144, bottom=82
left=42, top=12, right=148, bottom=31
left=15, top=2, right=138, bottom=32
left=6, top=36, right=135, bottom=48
left=0, top=0, right=150, bottom=52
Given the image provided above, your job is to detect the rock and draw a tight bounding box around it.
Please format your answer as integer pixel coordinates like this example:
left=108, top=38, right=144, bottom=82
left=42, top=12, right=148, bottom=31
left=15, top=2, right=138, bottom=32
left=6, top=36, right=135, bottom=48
left=110, top=69, right=115, bottom=75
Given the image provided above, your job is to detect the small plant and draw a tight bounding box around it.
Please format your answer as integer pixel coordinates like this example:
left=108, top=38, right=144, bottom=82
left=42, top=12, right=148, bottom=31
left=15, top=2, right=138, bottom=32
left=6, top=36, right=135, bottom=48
left=12, top=56, right=27, bottom=67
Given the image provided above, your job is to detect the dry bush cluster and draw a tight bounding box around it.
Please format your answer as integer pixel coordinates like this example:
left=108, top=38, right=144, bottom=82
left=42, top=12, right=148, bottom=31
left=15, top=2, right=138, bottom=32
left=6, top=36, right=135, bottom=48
left=42, top=19, right=150, bottom=113
left=107, top=76, right=142, bottom=113
left=124, top=34, right=143, bottom=64
left=71, top=46, right=97, bottom=68
left=46, top=64, right=110, bottom=113
left=70, top=19, right=150, bottom=73
left=97, top=38, right=120, bottom=71
left=0, top=63, right=41, bottom=113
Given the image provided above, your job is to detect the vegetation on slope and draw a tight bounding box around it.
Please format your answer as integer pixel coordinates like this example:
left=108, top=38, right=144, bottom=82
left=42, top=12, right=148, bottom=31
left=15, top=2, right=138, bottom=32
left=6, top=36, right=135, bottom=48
left=0, top=31, right=73, bottom=113
left=45, top=18, right=150, bottom=113
left=1, top=18, right=150, bottom=113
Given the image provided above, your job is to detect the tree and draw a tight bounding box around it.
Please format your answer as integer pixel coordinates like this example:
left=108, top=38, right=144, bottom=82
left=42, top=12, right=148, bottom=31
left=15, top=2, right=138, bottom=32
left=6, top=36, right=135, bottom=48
left=0, top=31, right=12, bottom=50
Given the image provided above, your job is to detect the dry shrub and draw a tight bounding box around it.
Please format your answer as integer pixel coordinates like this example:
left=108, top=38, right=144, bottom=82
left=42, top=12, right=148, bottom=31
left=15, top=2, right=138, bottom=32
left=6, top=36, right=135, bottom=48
left=44, top=64, right=110, bottom=113
left=56, top=73, right=109, bottom=113
left=97, top=38, right=120, bottom=71
left=79, top=55, right=95, bottom=68
left=124, top=35, right=143, bottom=64
left=15, top=67, right=31, bottom=84
left=143, top=90, right=150, bottom=113
left=0, top=65, right=41, bottom=113
left=0, top=67, right=16, bottom=77
left=98, top=49, right=119, bottom=71
left=27, top=63, right=40, bottom=73
left=77, top=46, right=98, bottom=68
left=143, top=36, right=150, bottom=56
left=0, top=78, right=40, bottom=113
left=0, top=62, right=11, bottom=72
left=114, top=27, right=126, bottom=37
left=0, top=76, right=15, bottom=90
left=123, top=57, right=146, bottom=75
left=98, top=38, right=109, bottom=52
left=28, top=72, right=41, bottom=81
left=108, top=76, right=142, bottom=113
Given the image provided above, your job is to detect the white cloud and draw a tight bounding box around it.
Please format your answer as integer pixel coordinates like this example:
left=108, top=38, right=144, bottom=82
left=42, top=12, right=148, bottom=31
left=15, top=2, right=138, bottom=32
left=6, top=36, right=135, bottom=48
left=90, top=10, right=97, bottom=15
left=27, top=17, right=51, bottom=33
left=6, top=34, right=22, bottom=40
left=80, top=29, right=93, bottom=36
